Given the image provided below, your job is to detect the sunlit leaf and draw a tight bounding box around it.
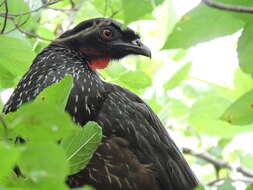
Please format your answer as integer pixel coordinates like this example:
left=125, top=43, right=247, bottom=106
left=217, top=178, right=236, bottom=190
left=189, top=116, right=253, bottom=137
left=118, top=70, right=152, bottom=89
left=121, top=0, right=153, bottom=24
left=190, top=96, right=231, bottom=119
left=237, top=23, right=253, bottom=74
left=233, top=68, right=253, bottom=98
left=221, top=89, right=253, bottom=125
left=241, top=154, right=253, bottom=170
left=164, top=62, right=192, bottom=91
left=216, top=0, right=253, bottom=22
left=163, top=4, right=244, bottom=49
left=0, top=36, right=35, bottom=77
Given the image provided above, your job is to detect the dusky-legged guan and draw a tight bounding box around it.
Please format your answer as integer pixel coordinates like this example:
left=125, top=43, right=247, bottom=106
left=3, top=18, right=199, bottom=190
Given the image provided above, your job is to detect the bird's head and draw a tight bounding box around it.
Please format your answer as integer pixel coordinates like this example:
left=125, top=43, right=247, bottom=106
left=56, top=18, right=151, bottom=70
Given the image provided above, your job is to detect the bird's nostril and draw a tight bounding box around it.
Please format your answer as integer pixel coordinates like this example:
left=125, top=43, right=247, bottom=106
left=136, top=40, right=141, bottom=47
left=131, top=39, right=142, bottom=47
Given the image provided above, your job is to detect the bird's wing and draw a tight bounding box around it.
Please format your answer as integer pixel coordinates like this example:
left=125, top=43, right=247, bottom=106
left=3, top=45, right=85, bottom=114
left=98, top=84, right=198, bottom=190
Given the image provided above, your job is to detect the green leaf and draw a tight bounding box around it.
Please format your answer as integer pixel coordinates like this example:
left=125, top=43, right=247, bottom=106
left=163, top=4, right=244, bottom=49
left=61, top=122, right=102, bottom=175
left=0, top=65, right=15, bottom=89
left=159, top=98, right=189, bottom=121
left=215, top=0, right=253, bottom=23
left=0, top=143, right=20, bottom=180
left=241, top=154, right=253, bottom=170
left=164, top=62, right=192, bottom=91
left=6, top=177, right=68, bottom=190
left=75, top=1, right=102, bottom=24
left=18, top=142, right=68, bottom=180
left=193, top=186, right=205, bottom=190
left=102, top=61, right=127, bottom=79
left=154, top=0, right=165, bottom=6
left=92, top=0, right=124, bottom=20
left=233, top=68, right=253, bottom=98
left=188, top=96, right=253, bottom=137
left=246, top=185, right=253, bottom=190
left=190, top=96, right=231, bottom=119
left=218, top=178, right=236, bottom=190
left=35, top=75, right=73, bottom=110
left=237, top=23, right=253, bottom=74
left=172, top=49, right=188, bottom=62
left=4, top=76, right=75, bottom=142
left=221, top=89, right=253, bottom=125
left=121, top=0, right=153, bottom=24
left=188, top=116, right=253, bottom=137
left=0, top=36, right=35, bottom=77
left=118, top=70, right=152, bottom=89
left=0, top=0, right=30, bottom=32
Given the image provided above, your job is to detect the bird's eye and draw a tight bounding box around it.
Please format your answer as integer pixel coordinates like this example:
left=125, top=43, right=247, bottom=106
left=101, top=29, right=113, bottom=39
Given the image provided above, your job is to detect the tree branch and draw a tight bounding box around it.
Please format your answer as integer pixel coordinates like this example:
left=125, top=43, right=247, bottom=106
left=9, top=17, right=53, bottom=41
left=202, top=0, right=253, bottom=13
left=1, top=0, right=8, bottom=34
left=0, top=0, right=60, bottom=17
left=53, top=20, right=111, bottom=43
left=0, top=0, right=5, bottom=7
left=182, top=147, right=253, bottom=178
left=206, top=177, right=253, bottom=186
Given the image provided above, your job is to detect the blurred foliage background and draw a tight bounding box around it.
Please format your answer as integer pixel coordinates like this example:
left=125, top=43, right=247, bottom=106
left=1, top=0, right=253, bottom=189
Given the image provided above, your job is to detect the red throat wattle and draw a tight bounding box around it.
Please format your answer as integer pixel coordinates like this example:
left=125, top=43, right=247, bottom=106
left=88, top=58, right=110, bottom=70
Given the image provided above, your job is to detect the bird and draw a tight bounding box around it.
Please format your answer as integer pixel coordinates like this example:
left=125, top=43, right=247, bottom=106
left=3, top=18, right=199, bottom=190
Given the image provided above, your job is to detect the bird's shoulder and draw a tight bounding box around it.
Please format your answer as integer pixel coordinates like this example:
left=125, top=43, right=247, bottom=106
left=98, top=83, right=199, bottom=189
left=102, top=83, right=169, bottom=143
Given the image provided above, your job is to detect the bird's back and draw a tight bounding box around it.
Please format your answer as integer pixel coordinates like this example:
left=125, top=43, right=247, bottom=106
left=66, top=79, right=199, bottom=190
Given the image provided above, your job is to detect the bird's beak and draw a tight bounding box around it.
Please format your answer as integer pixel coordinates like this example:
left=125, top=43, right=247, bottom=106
left=113, top=39, right=151, bottom=58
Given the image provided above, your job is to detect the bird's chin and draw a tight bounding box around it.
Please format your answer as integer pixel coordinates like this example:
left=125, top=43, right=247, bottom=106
left=88, top=57, right=111, bottom=70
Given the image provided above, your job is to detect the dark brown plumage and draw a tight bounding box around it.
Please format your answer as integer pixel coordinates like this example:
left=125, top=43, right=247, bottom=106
left=3, top=18, right=199, bottom=190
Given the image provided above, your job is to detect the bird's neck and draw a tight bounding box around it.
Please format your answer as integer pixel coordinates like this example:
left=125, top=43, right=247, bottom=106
left=66, top=62, right=107, bottom=125
left=88, top=57, right=110, bottom=70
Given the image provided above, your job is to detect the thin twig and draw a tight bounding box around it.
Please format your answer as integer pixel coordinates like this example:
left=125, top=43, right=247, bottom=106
left=110, top=9, right=120, bottom=18
left=206, top=177, right=253, bottom=186
left=10, top=17, right=53, bottom=41
left=202, top=0, right=253, bottom=13
left=183, top=147, right=253, bottom=178
left=0, top=0, right=60, bottom=17
left=49, top=7, right=78, bottom=11
left=4, top=15, right=30, bottom=34
left=69, top=0, right=75, bottom=8
left=0, top=0, right=5, bottom=7
left=1, top=0, right=8, bottom=34
left=54, top=20, right=111, bottom=43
